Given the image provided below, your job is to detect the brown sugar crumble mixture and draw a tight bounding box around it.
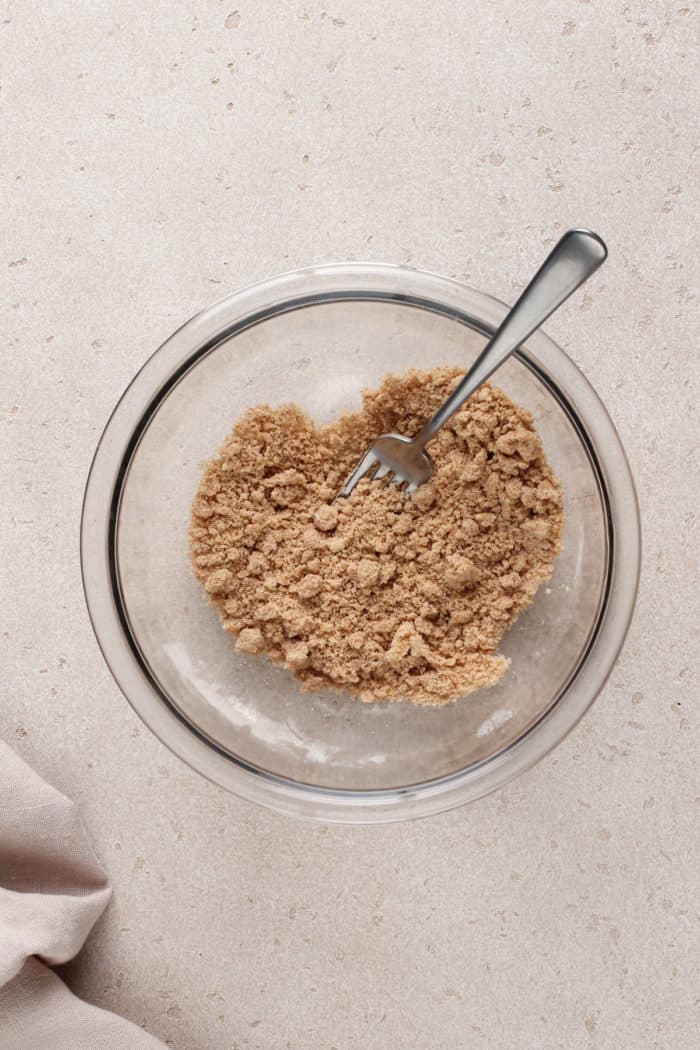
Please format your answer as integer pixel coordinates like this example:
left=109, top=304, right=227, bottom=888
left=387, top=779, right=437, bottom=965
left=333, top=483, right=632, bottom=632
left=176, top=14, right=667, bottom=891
left=189, top=368, right=564, bottom=705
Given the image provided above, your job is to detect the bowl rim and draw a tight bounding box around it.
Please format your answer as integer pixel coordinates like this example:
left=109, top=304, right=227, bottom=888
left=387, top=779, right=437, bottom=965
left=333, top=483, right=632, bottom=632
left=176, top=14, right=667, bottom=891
left=80, top=262, right=640, bottom=823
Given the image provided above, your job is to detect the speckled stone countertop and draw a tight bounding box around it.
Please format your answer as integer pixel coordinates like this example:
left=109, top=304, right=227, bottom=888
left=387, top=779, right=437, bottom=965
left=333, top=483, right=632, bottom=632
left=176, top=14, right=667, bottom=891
left=2, top=3, right=697, bottom=1048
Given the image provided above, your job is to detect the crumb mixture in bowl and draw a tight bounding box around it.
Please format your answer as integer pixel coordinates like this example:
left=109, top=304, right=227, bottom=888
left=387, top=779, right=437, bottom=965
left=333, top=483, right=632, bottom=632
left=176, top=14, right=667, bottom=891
left=189, top=368, right=564, bottom=705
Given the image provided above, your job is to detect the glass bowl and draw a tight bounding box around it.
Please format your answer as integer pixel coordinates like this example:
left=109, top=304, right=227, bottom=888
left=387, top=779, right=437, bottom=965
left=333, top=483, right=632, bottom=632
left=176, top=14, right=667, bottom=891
left=81, top=264, right=640, bottom=823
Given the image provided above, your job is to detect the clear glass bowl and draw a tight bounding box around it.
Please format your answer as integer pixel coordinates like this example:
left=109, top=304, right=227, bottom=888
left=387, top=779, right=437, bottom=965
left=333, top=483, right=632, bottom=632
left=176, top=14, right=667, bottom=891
left=81, top=264, right=640, bottom=823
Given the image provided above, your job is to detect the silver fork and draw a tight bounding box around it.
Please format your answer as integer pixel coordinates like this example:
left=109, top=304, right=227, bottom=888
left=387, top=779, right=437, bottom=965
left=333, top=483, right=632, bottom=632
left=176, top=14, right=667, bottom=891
left=339, top=228, right=607, bottom=498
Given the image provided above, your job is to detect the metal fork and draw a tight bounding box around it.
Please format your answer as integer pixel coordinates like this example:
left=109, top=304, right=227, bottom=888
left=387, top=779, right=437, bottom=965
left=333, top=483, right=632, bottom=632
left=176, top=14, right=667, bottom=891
left=339, top=228, right=607, bottom=498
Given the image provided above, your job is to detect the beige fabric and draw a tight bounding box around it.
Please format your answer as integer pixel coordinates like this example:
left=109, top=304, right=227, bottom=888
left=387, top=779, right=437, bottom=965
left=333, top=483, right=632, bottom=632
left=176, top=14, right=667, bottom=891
left=0, top=741, right=165, bottom=1048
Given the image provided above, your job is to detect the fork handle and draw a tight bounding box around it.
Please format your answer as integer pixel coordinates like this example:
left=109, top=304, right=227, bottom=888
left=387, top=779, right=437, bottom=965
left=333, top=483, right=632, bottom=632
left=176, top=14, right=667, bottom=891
left=413, top=229, right=607, bottom=448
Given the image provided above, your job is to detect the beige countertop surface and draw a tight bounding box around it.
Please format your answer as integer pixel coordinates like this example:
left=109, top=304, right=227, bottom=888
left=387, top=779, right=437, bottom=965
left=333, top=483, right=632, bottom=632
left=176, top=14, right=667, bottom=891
left=2, top=2, right=698, bottom=1048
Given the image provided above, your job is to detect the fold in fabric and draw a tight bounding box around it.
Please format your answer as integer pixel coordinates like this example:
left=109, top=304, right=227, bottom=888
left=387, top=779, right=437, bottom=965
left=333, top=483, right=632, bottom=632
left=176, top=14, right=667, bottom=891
left=0, top=741, right=165, bottom=1048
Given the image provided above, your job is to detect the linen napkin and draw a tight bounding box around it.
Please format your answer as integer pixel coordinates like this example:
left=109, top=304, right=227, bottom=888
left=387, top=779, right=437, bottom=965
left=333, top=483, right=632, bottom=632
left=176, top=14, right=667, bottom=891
left=0, top=740, right=166, bottom=1049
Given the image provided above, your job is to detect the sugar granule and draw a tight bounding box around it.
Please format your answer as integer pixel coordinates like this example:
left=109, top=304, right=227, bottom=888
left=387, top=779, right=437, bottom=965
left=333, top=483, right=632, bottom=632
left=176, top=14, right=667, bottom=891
left=189, top=368, right=564, bottom=705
